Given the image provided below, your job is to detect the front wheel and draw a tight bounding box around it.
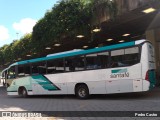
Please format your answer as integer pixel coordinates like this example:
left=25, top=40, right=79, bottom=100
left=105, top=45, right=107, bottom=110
left=19, top=87, right=28, bottom=98
left=76, top=85, right=89, bottom=99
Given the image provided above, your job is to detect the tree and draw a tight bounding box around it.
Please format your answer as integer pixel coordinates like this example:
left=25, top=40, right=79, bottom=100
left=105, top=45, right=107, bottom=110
left=0, top=0, right=117, bottom=68
left=32, top=0, right=92, bottom=52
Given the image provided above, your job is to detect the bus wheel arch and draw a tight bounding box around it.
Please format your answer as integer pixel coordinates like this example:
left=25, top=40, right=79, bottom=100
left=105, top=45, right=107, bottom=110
left=75, top=83, right=89, bottom=99
left=18, top=86, right=28, bottom=97
left=5, top=83, right=10, bottom=88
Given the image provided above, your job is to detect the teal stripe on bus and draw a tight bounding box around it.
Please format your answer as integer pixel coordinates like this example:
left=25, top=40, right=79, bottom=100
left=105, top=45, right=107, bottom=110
left=112, top=68, right=127, bottom=74
left=12, top=41, right=135, bottom=66
left=32, top=75, right=60, bottom=91
left=149, top=70, right=156, bottom=90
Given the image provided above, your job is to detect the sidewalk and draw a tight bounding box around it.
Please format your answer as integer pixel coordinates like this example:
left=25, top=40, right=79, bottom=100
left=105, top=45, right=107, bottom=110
left=0, top=82, right=6, bottom=87
left=0, top=83, right=3, bottom=87
left=0, top=83, right=7, bottom=97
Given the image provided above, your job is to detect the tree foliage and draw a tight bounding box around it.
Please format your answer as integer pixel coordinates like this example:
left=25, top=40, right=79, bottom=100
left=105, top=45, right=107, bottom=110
left=32, top=0, right=92, bottom=52
left=0, top=0, right=117, bottom=68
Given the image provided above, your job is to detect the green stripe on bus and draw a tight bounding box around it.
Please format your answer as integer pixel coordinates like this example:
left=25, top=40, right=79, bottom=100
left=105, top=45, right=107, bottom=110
left=149, top=70, right=156, bottom=90
left=112, top=68, right=127, bottom=73
left=31, top=75, right=59, bottom=90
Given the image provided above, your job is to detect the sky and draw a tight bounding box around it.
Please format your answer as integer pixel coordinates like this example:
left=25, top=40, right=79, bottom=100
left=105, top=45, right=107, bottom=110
left=0, top=0, right=59, bottom=47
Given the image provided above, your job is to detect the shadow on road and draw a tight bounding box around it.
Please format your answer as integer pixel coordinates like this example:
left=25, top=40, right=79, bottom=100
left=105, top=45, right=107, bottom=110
left=0, top=85, right=160, bottom=116
left=1, top=85, right=159, bottom=100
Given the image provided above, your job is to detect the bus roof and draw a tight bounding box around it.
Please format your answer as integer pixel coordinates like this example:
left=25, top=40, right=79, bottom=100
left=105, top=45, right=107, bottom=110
left=47, top=49, right=83, bottom=57
left=9, top=40, right=145, bottom=67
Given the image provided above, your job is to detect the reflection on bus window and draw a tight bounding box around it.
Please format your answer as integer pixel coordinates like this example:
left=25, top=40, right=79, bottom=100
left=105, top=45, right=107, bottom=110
left=111, top=47, right=139, bottom=68
left=86, top=54, right=99, bottom=69
left=47, top=59, right=64, bottom=74
left=111, top=49, right=125, bottom=67
left=18, top=66, right=25, bottom=77
left=31, top=61, right=47, bottom=75
left=124, top=47, right=139, bottom=65
left=24, top=64, right=31, bottom=76
left=97, top=52, right=109, bottom=68
left=74, top=56, right=85, bottom=71
left=7, top=66, right=16, bottom=79
left=18, top=64, right=31, bottom=77
left=65, top=57, right=75, bottom=72
left=65, top=56, right=85, bottom=72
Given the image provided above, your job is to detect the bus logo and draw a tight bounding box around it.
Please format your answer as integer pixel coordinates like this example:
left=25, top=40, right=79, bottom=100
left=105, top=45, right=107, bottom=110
left=110, top=68, right=129, bottom=78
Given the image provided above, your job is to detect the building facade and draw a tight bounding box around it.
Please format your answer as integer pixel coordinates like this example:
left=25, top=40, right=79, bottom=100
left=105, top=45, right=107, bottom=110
left=92, top=0, right=160, bottom=83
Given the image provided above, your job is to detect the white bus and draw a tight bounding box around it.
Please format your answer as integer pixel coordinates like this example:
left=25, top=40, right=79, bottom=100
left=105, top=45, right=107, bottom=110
left=1, top=39, right=156, bottom=99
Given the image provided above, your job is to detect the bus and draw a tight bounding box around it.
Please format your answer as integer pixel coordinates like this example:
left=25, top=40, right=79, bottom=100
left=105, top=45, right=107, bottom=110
left=1, top=39, right=156, bottom=99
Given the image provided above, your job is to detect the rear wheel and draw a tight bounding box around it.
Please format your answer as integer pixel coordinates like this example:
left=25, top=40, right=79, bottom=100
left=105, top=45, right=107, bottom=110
left=75, top=84, right=89, bottom=99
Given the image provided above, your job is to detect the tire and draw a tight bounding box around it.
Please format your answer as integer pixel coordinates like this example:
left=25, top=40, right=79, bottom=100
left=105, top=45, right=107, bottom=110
left=5, top=83, right=9, bottom=87
left=76, top=84, right=89, bottom=99
left=19, top=87, right=28, bottom=98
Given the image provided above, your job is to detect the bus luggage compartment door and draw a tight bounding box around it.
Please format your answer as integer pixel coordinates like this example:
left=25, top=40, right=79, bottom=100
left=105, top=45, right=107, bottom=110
left=133, top=79, right=142, bottom=92
left=106, top=80, right=133, bottom=94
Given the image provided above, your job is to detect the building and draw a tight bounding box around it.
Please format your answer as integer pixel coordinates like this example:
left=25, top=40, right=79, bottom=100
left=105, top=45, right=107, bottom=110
left=90, top=0, right=160, bottom=84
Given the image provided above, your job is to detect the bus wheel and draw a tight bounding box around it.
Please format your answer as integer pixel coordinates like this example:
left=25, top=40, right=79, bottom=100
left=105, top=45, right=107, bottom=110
left=76, top=84, right=89, bottom=99
left=19, top=87, right=28, bottom=98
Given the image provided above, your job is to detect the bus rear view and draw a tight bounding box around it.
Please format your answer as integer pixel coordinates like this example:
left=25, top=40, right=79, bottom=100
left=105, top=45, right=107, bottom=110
left=141, top=41, right=156, bottom=91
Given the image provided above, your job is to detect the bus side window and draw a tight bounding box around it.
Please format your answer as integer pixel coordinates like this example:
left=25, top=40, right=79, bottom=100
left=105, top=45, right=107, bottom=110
left=7, top=66, right=16, bottom=79
left=110, top=47, right=140, bottom=68
left=32, top=66, right=39, bottom=75
left=124, top=47, right=139, bottom=65
left=97, top=52, right=109, bottom=68
left=31, top=61, right=47, bottom=75
left=55, top=59, right=64, bottom=73
left=24, top=64, right=31, bottom=76
left=38, top=62, right=47, bottom=74
left=111, top=49, right=125, bottom=68
left=18, top=66, right=25, bottom=77
left=47, top=59, right=64, bottom=74
left=65, top=56, right=85, bottom=72
left=86, top=53, right=100, bottom=70
left=65, top=57, right=75, bottom=72
left=47, top=60, right=56, bottom=74
left=74, top=56, right=85, bottom=71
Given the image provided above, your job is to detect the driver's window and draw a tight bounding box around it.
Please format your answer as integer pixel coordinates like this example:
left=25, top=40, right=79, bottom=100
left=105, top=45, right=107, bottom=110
left=7, top=67, right=16, bottom=79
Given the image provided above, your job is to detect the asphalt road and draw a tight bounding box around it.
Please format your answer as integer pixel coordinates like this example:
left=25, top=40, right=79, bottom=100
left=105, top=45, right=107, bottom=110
left=0, top=84, right=160, bottom=120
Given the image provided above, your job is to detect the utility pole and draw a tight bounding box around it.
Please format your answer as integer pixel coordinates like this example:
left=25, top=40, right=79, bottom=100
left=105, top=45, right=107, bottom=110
left=16, top=32, right=19, bottom=40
